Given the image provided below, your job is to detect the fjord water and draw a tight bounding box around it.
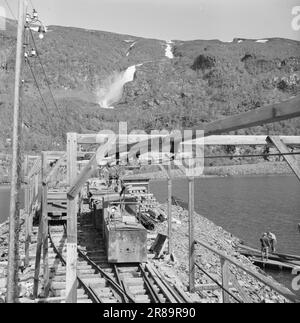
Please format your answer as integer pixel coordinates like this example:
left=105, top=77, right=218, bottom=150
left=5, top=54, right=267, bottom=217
left=150, top=175, right=300, bottom=254
left=150, top=175, right=300, bottom=294
left=0, top=186, right=24, bottom=225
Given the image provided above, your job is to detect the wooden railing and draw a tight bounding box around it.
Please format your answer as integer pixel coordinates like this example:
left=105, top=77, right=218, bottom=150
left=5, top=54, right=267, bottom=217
left=33, top=152, right=66, bottom=298
left=194, top=239, right=298, bottom=303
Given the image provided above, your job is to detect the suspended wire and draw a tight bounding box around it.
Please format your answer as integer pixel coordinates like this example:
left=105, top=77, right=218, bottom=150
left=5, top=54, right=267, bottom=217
left=28, top=0, right=35, bottom=10
left=26, top=58, right=54, bottom=126
left=3, top=0, right=16, bottom=20
left=23, top=119, right=48, bottom=135
left=29, top=28, right=62, bottom=118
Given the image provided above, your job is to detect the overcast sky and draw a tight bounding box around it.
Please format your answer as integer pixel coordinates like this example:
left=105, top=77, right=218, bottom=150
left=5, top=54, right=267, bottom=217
left=2, top=0, right=300, bottom=41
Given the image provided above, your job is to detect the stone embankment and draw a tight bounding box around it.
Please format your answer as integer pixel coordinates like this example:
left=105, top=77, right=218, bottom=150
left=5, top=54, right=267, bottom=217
left=151, top=203, right=289, bottom=303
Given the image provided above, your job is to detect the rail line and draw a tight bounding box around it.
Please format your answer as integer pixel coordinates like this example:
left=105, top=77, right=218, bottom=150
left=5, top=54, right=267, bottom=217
left=45, top=215, right=184, bottom=303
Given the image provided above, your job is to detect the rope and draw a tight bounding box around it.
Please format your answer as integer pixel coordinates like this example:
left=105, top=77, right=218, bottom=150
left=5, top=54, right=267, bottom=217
left=3, top=0, right=16, bottom=20
left=26, top=58, right=54, bottom=126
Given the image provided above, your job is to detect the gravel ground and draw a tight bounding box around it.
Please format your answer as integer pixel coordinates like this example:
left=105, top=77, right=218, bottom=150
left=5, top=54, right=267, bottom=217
left=0, top=202, right=292, bottom=303
left=151, top=203, right=289, bottom=303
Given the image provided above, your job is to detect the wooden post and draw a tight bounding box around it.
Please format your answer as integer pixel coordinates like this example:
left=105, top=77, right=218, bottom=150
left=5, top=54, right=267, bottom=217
left=167, top=165, right=172, bottom=255
left=66, top=133, right=78, bottom=303
left=42, top=152, right=49, bottom=297
left=33, top=213, right=43, bottom=298
left=24, top=156, right=30, bottom=267
left=221, top=257, right=230, bottom=303
left=188, top=176, right=195, bottom=292
left=6, top=0, right=27, bottom=303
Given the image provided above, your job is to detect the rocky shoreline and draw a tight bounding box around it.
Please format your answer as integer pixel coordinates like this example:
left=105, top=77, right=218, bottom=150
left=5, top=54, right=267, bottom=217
left=0, top=161, right=293, bottom=184
left=131, top=161, right=292, bottom=179
left=0, top=199, right=293, bottom=303
left=151, top=203, right=291, bottom=303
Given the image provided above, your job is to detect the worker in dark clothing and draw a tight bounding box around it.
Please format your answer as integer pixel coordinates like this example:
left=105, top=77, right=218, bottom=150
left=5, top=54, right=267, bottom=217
left=260, top=233, right=271, bottom=261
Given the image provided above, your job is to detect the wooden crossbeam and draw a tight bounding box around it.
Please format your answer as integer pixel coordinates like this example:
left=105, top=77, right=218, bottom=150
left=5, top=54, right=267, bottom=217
left=185, top=135, right=300, bottom=146
left=77, top=133, right=168, bottom=144
left=229, top=272, right=253, bottom=303
left=267, top=136, right=300, bottom=181
left=43, top=153, right=66, bottom=185
left=27, top=157, right=41, bottom=179
left=67, top=137, right=116, bottom=199
left=204, top=95, right=300, bottom=135
left=122, top=96, right=300, bottom=161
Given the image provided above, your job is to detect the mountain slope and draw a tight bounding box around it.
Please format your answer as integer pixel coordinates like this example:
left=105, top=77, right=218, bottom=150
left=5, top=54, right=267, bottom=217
left=0, top=20, right=300, bottom=155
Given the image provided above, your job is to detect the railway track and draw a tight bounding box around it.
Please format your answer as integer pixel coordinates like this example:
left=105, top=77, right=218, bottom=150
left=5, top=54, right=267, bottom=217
left=45, top=217, right=184, bottom=303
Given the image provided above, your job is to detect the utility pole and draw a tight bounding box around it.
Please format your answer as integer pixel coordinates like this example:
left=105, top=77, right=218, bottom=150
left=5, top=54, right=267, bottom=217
left=6, top=0, right=27, bottom=303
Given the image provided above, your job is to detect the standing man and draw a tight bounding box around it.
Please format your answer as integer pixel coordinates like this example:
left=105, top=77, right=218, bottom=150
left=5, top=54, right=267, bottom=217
left=267, top=232, right=277, bottom=253
left=260, top=233, right=271, bottom=261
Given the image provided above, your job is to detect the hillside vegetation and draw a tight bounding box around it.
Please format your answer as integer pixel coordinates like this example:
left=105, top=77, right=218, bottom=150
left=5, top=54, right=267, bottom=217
left=1, top=20, right=300, bottom=165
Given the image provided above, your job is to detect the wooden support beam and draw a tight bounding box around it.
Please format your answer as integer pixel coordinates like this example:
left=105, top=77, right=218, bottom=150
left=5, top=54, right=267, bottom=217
left=66, top=133, right=78, bottom=303
left=185, top=135, right=300, bottom=147
left=67, top=137, right=116, bottom=199
left=158, top=164, right=173, bottom=255
left=33, top=214, right=43, bottom=299
left=77, top=133, right=168, bottom=144
left=188, top=177, right=195, bottom=292
left=195, top=239, right=297, bottom=302
left=229, top=272, right=253, bottom=303
left=123, top=96, right=300, bottom=160
left=41, top=152, right=49, bottom=297
left=43, top=153, right=67, bottom=185
left=267, top=136, right=300, bottom=182
left=204, top=95, right=300, bottom=136
left=27, top=157, right=41, bottom=179
left=221, top=258, right=230, bottom=303
left=167, top=166, right=172, bottom=255
left=24, top=156, right=30, bottom=267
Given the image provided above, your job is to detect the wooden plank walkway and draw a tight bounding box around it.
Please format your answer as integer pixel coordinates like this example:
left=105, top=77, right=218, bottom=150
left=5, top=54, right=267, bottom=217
left=237, top=245, right=300, bottom=272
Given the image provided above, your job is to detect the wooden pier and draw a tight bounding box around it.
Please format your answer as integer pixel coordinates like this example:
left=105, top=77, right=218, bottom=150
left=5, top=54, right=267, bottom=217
left=237, top=245, right=300, bottom=272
